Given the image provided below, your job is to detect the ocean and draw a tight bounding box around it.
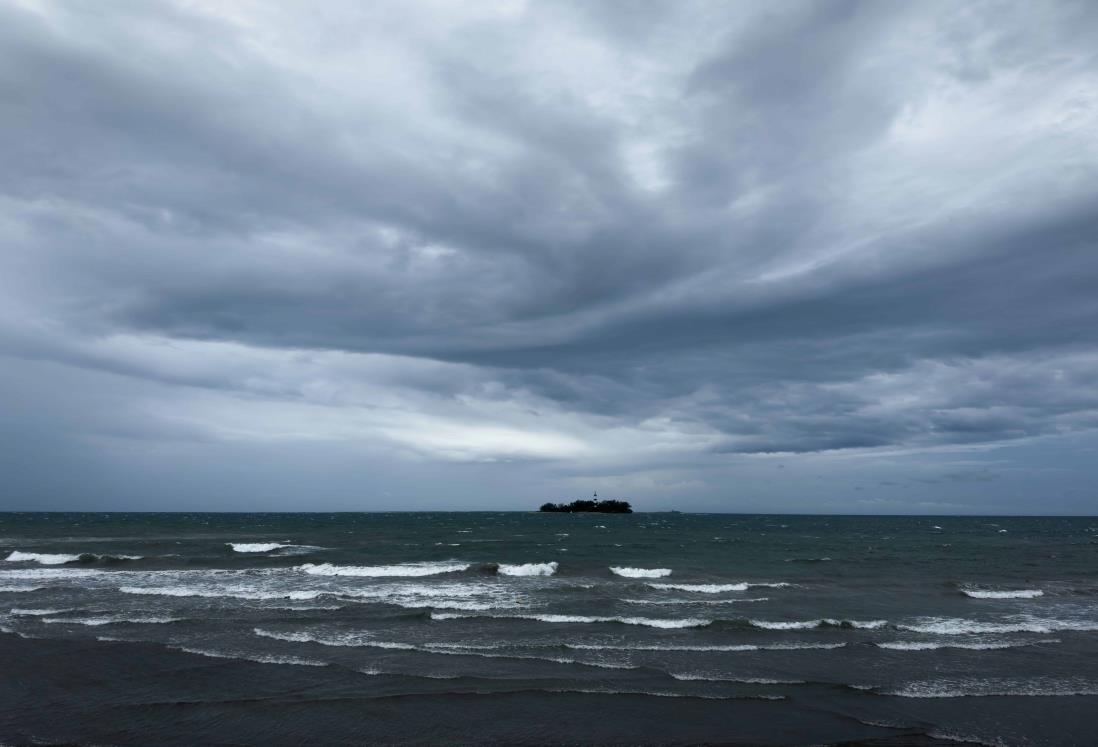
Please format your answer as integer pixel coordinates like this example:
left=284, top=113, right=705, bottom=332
left=1, top=512, right=1096, bottom=746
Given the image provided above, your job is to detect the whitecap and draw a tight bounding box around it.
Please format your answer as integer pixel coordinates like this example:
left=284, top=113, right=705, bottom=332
left=430, top=611, right=710, bottom=628
left=298, top=562, right=471, bottom=577
left=4, top=551, right=81, bottom=565
left=498, top=562, right=558, bottom=577
left=175, top=646, right=328, bottom=667
left=41, top=615, right=182, bottom=626
left=883, top=678, right=1098, bottom=698
left=750, top=618, right=887, bottom=630
left=671, top=674, right=805, bottom=684
left=119, top=585, right=326, bottom=601
left=899, top=617, right=1098, bottom=635
left=621, top=597, right=770, bottom=605
left=961, top=588, right=1043, bottom=599
left=648, top=582, right=789, bottom=593
left=610, top=567, right=672, bottom=578
left=10, top=608, right=77, bottom=616
left=875, top=640, right=1054, bottom=651
left=228, top=543, right=289, bottom=553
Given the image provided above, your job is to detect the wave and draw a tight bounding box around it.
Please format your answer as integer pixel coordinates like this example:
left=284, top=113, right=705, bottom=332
left=785, top=557, right=832, bottom=563
left=119, top=585, right=327, bottom=601
left=228, top=543, right=321, bottom=554
left=647, top=582, right=789, bottom=593
left=566, top=642, right=846, bottom=652
left=961, top=588, right=1044, bottom=599
left=881, top=678, right=1098, bottom=698
left=175, top=645, right=328, bottom=667
left=40, top=615, right=183, bottom=626
left=749, top=618, right=887, bottom=631
left=298, top=562, right=471, bottom=577
left=0, top=586, right=45, bottom=593
left=899, top=617, right=1098, bottom=635
left=0, top=568, right=106, bottom=579
left=430, top=611, right=709, bottom=629
left=252, top=629, right=634, bottom=670
left=611, top=567, right=672, bottom=578
left=875, top=640, right=1055, bottom=651
left=228, top=543, right=287, bottom=553
left=10, top=608, right=77, bottom=616
left=4, top=551, right=82, bottom=565
left=671, top=674, right=806, bottom=684
left=254, top=628, right=417, bottom=649
left=621, top=597, right=770, bottom=605
left=498, top=562, right=557, bottom=577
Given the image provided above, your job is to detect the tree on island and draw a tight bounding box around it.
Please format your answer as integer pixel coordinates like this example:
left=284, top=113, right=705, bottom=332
left=539, top=498, right=632, bottom=513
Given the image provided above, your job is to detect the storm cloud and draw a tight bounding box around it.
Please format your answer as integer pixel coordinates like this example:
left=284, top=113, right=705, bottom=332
left=2, top=0, right=1097, bottom=512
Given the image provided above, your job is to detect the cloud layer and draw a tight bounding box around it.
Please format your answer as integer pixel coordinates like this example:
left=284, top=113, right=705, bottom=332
left=2, top=0, right=1097, bottom=511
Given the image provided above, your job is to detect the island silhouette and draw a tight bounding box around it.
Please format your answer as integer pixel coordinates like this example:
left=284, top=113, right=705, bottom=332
left=539, top=498, right=632, bottom=513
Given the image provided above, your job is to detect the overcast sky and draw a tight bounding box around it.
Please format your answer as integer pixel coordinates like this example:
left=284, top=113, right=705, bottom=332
left=2, top=0, right=1097, bottom=513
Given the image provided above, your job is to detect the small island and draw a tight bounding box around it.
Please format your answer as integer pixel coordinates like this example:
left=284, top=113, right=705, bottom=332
left=539, top=498, right=632, bottom=514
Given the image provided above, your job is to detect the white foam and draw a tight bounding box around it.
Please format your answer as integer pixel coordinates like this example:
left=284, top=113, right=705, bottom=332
left=961, top=588, right=1044, bottom=599
left=876, top=640, right=1053, bottom=651
left=648, top=582, right=789, bottom=593
left=253, top=628, right=417, bottom=649
left=564, top=642, right=844, bottom=652
left=228, top=543, right=289, bottom=553
left=621, top=597, right=770, bottom=605
left=884, top=678, right=1098, bottom=698
left=750, top=618, right=887, bottom=630
left=10, top=608, right=76, bottom=616
left=899, top=616, right=1098, bottom=635
left=119, top=585, right=326, bottom=601
left=610, top=567, right=672, bottom=578
left=176, top=646, right=328, bottom=667
left=498, top=562, right=558, bottom=577
left=671, top=674, right=805, bottom=684
left=4, top=551, right=81, bottom=565
left=0, top=568, right=106, bottom=579
left=298, top=562, right=471, bottom=577
left=429, top=611, right=710, bottom=628
left=40, top=615, right=182, bottom=626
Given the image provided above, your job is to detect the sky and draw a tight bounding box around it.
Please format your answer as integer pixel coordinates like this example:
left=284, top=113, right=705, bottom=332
left=2, top=0, right=1097, bottom=513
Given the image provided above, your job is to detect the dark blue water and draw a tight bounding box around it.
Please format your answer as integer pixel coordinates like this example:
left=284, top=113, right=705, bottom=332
left=2, top=512, right=1097, bottom=745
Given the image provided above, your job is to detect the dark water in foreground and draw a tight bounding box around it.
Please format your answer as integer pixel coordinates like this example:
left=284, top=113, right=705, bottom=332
left=2, top=512, right=1097, bottom=746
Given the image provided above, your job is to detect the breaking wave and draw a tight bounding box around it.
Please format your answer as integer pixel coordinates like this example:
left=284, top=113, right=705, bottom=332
left=648, top=582, right=789, bottom=593
left=749, top=618, right=887, bottom=631
left=899, top=617, right=1098, bottom=635
left=298, top=562, right=472, bottom=577
left=498, top=562, right=558, bottom=577
left=960, top=588, right=1044, bottom=599
left=621, top=597, right=770, bottom=605
left=41, top=615, right=183, bottom=626
left=611, top=567, right=672, bottom=578
left=430, top=611, right=709, bottom=629
left=875, top=640, right=1054, bottom=651
left=175, top=645, right=328, bottom=667
left=881, top=678, right=1098, bottom=698
left=566, top=642, right=846, bottom=652
left=119, top=585, right=327, bottom=601
left=4, top=551, right=82, bottom=565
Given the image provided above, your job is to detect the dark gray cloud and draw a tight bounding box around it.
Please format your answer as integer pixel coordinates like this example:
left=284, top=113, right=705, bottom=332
left=2, top=0, right=1098, bottom=512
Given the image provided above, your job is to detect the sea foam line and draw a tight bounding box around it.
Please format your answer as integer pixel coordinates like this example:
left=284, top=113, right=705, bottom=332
left=898, top=617, right=1098, bottom=635
left=875, top=639, right=1057, bottom=651
left=430, top=611, right=709, bottom=628
left=647, top=582, right=790, bottom=593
